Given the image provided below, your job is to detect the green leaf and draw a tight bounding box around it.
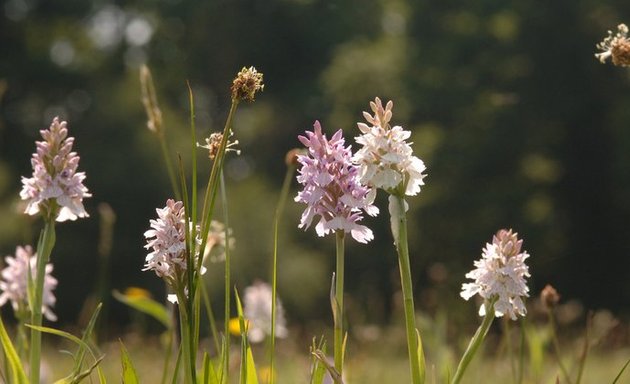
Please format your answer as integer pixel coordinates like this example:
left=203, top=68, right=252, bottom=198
left=73, top=303, right=102, bottom=376
left=112, top=289, right=172, bottom=329
left=170, top=345, right=183, bottom=384
left=309, top=337, right=327, bottom=384
left=612, top=357, right=630, bottom=384
left=26, top=325, right=88, bottom=351
left=244, top=345, right=259, bottom=384
left=120, top=341, right=139, bottom=384
left=234, top=289, right=259, bottom=384
left=311, top=349, right=343, bottom=384
left=54, top=356, right=105, bottom=384
left=415, top=329, right=426, bottom=384
left=200, top=352, right=220, bottom=384
left=0, top=315, right=28, bottom=384
left=26, top=323, right=106, bottom=384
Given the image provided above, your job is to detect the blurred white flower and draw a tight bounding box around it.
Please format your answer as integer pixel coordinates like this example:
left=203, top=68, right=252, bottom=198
left=461, top=229, right=530, bottom=320
left=353, top=97, right=427, bottom=196
left=203, top=220, right=234, bottom=263
left=20, top=117, right=91, bottom=222
left=0, top=245, right=58, bottom=321
left=243, top=281, right=288, bottom=343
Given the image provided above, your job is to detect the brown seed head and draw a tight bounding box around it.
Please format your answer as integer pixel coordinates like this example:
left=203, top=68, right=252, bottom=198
left=541, top=284, right=560, bottom=310
left=204, top=133, right=223, bottom=160
left=612, top=38, right=630, bottom=66
left=231, top=66, right=264, bottom=102
left=140, top=65, right=163, bottom=134
left=285, top=148, right=305, bottom=167
left=596, top=24, right=630, bottom=67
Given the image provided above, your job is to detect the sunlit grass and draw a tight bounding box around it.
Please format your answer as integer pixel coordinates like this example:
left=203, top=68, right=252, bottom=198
left=40, top=327, right=629, bottom=383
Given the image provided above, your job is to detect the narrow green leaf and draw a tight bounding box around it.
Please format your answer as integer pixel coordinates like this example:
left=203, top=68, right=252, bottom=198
left=170, top=346, right=182, bottom=384
left=245, top=345, right=259, bottom=384
left=26, top=325, right=87, bottom=350
left=74, top=303, right=102, bottom=376
left=112, top=289, right=172, bottom=329
left=201, top=352, right=220, bottom=384
left=612, top=357, right=630, bottom=384
left=25, top=323, right=105, bottom=383
left=309, top=337, right=327, bottom=384
left=311, top=349, right=343, bottom=384
left=54, top=355, right=105, bottom=384
left=415, top=329, right=426, bottom=384
left=120, top=341, right=139, bottom=384
left=0, top=316, right=28, bottom=384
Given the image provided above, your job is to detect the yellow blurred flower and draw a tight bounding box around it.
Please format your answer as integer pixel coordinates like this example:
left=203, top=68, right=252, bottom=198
left=124, top=286, right=152, bottom=299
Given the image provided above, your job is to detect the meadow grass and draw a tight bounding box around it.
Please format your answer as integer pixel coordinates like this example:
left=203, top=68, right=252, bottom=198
left=39, top=326, right=629, bottom=383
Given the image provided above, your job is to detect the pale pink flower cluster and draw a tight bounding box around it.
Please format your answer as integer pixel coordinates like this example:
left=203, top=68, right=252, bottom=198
left=461, top=229, right=530, bottom=320
left=20, top=117, right=91, bottom=222
left=143, top=199, right=207, bottom=292
left=143, top=199, right=188, bottom=279
left=243, top=281, right=288, bottom=343
left=353, top=98, right=427, bottom=196
left=295, top=121, right=379, bottom=243
left=0, top=246, right=58, bottom=321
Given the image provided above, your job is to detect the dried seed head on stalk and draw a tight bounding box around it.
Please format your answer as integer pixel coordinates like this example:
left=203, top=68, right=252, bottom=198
left=198, top=132, right=240, bottom=160
left=595, top=24, right=630, bottom=67
left=541, top=284, right=560, bottom=310
left=140, top=65, right=163, bottom=134
left=284, top=148, right=305, bottom=167
left=231, top=66, right=264, bottom=102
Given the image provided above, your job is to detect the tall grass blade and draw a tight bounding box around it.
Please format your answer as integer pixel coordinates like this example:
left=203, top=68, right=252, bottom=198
left=268, top=162, right=297, bottom=384
left=73, top=303, right=103, bottom=376
left=120, top=341, right=139, bottom=384
left=416, top=329, right=426, bottom=384
left=170, top=346, right=183, bottom=384
left=311, top=349, right=343, bottom=384
left=112, top=290, right=172, bottom=329
left=234, top=289, right=260, bottom=384
left=612, top=357, right=630, bottom=384
left=26, top=323, right=105, bottom=383
left=202, top=352, right=221, bottom=384
left=309, top=337, right=327, bottom=384
left=0, top=315, right=28, bottom=384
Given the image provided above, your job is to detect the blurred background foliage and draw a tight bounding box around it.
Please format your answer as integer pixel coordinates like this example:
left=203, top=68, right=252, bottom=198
left=1, top=0, right=629, bottom=336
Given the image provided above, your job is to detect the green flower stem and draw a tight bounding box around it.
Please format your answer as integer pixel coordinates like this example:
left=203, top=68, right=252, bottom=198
left=452, top=299, right=497, bottom=384
left=29, top=219, right=56, bottom=384
left=547, top=309, right=572, bottom=384
left=220, top=171, right=231, bottom=383
left=269, top=164, right=296, bottom=384
left=504, top=318, right=516, bottom=383
left=177, top=287, right=196, bottom=384
left=334, top=230, right=345, bottom=375
left=196, top=97, right=239, bottom=384
left=391, top=195, right=421, bottom=384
